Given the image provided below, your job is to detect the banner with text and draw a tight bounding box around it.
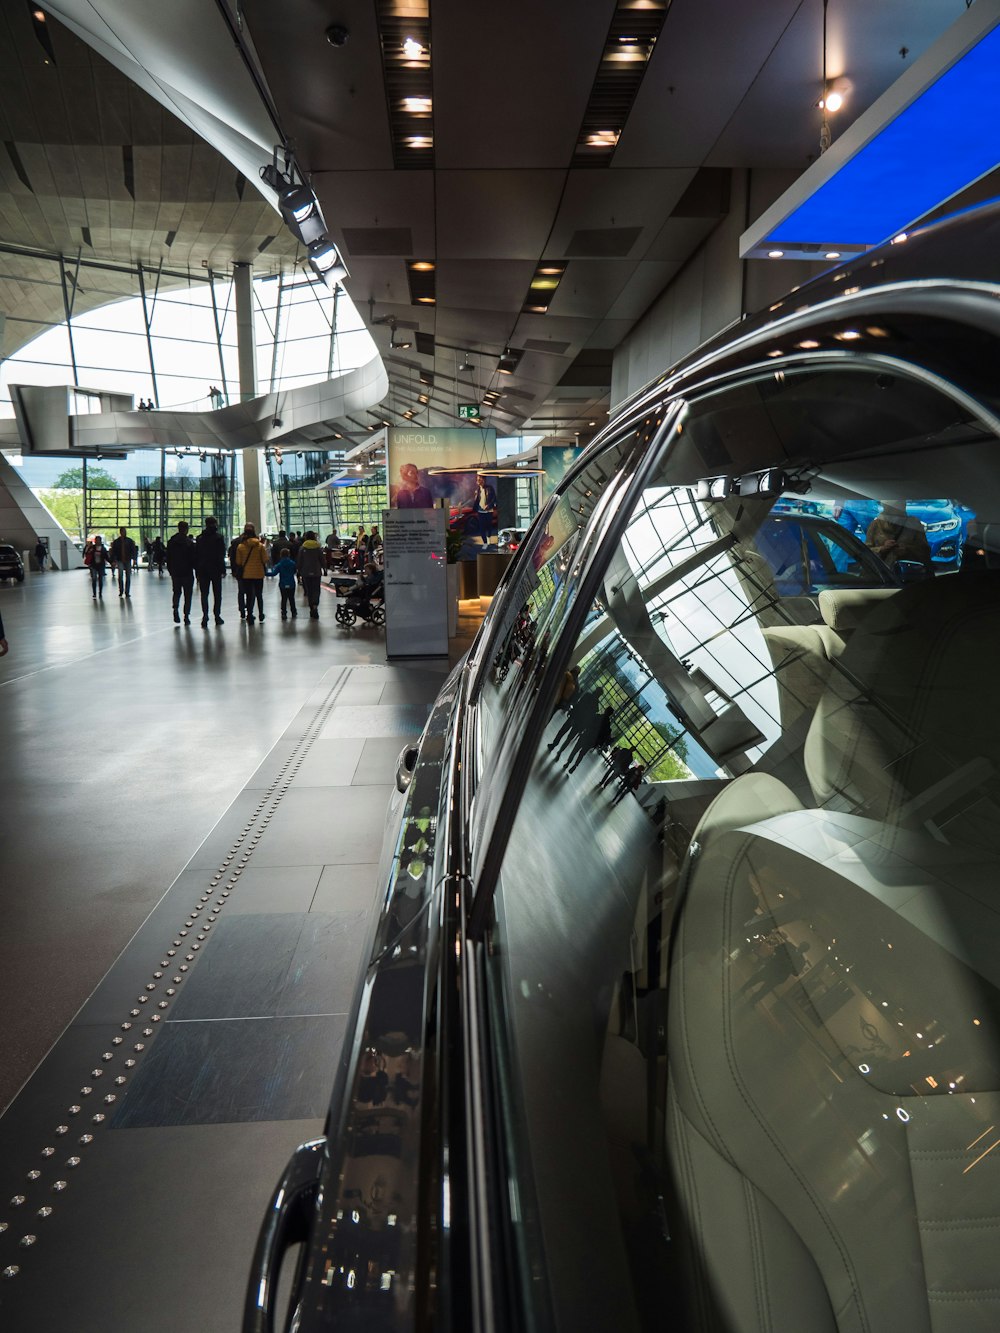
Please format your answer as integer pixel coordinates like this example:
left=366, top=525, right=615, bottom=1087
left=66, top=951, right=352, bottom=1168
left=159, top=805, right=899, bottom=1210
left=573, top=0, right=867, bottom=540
left=387, top=426, right=497, bottom=560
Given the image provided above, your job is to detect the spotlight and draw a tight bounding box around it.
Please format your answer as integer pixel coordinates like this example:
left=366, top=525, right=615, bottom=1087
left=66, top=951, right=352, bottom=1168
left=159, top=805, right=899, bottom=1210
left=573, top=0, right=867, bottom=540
left=458, top=354, right=474, bottom=373
left=279, top=184, right=328, bottom=247
left=272, top=417, right=283, bottom=429
left=308, top=239, right=347, bottom=285
left=259, top=162, right=288, bottom=191
left=199, top=451, right=207, bottom=461
left=326, top=23, right=349, bottom=46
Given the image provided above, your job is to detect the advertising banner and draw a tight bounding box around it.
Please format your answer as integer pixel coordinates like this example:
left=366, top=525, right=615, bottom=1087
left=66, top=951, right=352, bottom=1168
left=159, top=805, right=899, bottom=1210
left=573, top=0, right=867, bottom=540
left=541, top=443, right=585, bottom=501
left=387, top=426, right=497, bottom=560
left=383, top=507, right=448, bottom=659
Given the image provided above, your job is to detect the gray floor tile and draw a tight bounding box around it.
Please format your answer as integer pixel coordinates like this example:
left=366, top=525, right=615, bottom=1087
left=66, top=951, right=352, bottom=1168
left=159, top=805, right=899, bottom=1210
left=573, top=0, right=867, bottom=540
left=352, top=735, right=410, bottom=785
left=224, top=864, right=323, bottom=914
left=318, top=703, right=427, bottom=739
left=245, top=786, right=395, bottom=866
left=312, top=862, right=382, bottom=914
left=285, top=737, right=366, bottom=788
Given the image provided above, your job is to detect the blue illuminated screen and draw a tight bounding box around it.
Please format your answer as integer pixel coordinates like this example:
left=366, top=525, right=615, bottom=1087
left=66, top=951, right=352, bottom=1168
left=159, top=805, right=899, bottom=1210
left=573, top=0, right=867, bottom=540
left=768, top=22, right=1000, bottom=247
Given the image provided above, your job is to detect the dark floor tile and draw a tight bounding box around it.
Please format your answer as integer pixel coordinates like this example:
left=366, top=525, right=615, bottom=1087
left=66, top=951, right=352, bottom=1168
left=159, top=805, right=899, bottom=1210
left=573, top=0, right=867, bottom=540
left=0, top=1119, right=321, bottom=1333
left=277, top=910, right=369, bottom=1016
left=111, top=1015, right=345, bottom=1126
left=167, top=914, right=304, bottom=1021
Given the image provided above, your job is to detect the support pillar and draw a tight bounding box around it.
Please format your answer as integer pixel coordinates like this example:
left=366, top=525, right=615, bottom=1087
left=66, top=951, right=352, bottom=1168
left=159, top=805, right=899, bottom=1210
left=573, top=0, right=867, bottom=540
left=234, top=261, right=265, bottom=532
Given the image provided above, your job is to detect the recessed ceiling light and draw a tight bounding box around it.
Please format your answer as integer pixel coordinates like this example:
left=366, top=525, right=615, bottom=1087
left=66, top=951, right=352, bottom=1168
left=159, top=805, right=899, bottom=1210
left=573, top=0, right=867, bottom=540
left=796, top=339, right=820, bottom=349
left=823, top=90, right=844, bottom=113
left=537, top=266, right=564, bottom=275
left=416, top=296, right=435, bottom=304
left=410, top=261, right=435, bottom=271
left=891, top=232, right=908, bottom=244
left=587, top=130, right=620, bottom=147
left=405, top=136, right=433, bottom=149
left=766, top=349, right=783, bottom=358
left=825, top=251, right=841, bottom=259
left=767, top=249, right=784, bottom=258
left=865, top=326, right=891, bottom=338
left=833, top=329, right=861, bottom=341
left=402, top=96, right=432, bottom=113
left=403, top=36, right=423, bottom=59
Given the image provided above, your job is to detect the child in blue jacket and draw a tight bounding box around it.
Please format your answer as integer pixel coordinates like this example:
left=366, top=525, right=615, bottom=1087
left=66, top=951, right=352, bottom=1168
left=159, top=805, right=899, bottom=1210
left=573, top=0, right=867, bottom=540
left=267, top=546, right=298, bottom=619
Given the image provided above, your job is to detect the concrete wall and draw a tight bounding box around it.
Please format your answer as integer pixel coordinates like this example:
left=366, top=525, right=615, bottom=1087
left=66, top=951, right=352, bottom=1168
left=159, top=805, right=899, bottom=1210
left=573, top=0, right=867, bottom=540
left=611, top=168, right=830, bottom=411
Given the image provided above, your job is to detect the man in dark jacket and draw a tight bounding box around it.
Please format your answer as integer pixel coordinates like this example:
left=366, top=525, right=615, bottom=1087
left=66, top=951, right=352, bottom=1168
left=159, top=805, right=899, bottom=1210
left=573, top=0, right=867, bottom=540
left=166, top=521, right=197, bottom=624
left=296, top=530, right=324, bottom=619
left=109, top=526, right=138, bottom=598
left=196, top=516, right=227, bottom=627
left=565, top=704, right=614, bottom=775
left=228, top=532, right=246, bottom=620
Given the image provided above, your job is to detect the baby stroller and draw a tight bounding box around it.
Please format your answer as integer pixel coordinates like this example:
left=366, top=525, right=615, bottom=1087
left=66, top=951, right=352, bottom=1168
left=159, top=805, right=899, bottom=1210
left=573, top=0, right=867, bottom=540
left=335, top=579, right=385, bottom=627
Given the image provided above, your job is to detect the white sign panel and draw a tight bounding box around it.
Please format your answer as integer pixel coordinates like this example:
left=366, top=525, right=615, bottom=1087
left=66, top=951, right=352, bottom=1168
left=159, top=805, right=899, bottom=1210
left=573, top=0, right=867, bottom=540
left=383, top=507, right=448, bottom=659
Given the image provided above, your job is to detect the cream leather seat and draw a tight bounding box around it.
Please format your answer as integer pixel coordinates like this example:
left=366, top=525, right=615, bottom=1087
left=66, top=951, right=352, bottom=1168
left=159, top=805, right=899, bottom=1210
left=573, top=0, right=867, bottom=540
left=665, top=808, right=1000, bottom=1333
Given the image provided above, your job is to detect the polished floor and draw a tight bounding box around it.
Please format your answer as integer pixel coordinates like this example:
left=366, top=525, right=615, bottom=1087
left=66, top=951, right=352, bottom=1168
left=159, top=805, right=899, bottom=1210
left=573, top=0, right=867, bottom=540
left=0, top=567, right=450, bottom=1328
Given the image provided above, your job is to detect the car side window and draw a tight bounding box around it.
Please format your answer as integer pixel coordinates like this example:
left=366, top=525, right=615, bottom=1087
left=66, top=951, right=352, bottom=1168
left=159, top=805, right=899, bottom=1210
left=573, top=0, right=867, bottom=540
left=483, top=361, right=1000, bottom=1329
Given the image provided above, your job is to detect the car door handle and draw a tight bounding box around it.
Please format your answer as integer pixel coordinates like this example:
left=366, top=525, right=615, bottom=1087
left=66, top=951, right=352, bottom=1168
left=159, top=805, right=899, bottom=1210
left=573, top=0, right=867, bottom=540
left=243, top=1137, right=325, bottom=1333
left=396, top=744, right=419, bottom=793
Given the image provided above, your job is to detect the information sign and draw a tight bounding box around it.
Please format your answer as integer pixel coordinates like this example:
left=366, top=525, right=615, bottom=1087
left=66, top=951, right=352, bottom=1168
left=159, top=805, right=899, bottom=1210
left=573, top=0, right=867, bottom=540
left=383, top=508, right=448, bottom=659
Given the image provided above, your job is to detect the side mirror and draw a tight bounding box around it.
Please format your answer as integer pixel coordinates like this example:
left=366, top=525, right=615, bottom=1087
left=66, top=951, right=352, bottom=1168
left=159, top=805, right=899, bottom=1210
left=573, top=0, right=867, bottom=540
left=895, top=559, right=929, bottom=583
left=395, top=745, right=419, bottom=793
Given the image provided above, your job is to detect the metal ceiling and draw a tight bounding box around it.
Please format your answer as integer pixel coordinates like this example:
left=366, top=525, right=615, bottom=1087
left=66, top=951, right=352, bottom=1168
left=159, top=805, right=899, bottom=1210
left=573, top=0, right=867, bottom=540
left=0, top=0, right=967, bottom=444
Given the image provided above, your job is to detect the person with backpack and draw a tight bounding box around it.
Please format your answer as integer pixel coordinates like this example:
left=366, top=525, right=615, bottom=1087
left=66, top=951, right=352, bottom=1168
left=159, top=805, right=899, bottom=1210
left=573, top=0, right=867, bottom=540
left=296, top=530, right=324, bottom=619
left=236, top=523, right=268, bottom=624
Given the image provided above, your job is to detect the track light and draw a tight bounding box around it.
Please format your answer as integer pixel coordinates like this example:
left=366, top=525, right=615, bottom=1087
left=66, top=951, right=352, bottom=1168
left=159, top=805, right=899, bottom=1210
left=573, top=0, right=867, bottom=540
left=307, top=239, right=348, bottom=286
left=458, top=354, right=473, bottom=373
left=279, top=184, right=328, bottom=246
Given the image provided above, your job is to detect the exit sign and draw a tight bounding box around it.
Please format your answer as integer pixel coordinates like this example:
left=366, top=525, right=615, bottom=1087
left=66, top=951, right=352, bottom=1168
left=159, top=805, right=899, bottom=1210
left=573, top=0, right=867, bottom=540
left=458, top=403, right=480, bottom=420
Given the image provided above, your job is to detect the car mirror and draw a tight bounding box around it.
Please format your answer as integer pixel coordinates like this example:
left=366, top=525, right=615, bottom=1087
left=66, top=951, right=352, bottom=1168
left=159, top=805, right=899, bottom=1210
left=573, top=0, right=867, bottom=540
left=896, top=559, right=929, bottom=583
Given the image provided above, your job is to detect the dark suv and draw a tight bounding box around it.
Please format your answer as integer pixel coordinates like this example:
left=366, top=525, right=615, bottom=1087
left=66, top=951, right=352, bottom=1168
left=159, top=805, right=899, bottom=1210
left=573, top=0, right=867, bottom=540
left=0, top=544, right=24, bottom=582
left=248, top=201, right=1000, bottom=1333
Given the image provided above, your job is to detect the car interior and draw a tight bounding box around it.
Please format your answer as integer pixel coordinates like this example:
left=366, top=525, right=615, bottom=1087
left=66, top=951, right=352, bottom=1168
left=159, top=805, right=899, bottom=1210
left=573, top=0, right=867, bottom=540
left=474, top=354, right=1000, bottom=1330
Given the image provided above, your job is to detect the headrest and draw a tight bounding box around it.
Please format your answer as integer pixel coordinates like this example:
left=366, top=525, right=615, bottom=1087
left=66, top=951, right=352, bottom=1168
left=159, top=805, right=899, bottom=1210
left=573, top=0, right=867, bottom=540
left=818, top=587, right=901, bottom=632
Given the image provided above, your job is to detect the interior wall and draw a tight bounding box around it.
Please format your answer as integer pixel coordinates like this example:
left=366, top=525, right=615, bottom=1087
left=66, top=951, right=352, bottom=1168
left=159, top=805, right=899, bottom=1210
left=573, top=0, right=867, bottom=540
left=610, top=168, right=829, bottom=411
left=0, top=454, right=82, bottom=569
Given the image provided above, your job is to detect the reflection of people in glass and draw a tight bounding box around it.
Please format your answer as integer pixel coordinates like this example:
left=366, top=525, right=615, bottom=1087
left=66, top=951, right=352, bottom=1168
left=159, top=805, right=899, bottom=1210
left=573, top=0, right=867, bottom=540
left=865, top=503, right=932, bottom=574
left=396, top=462, right=433, bottom=508
left=737, top=938, right=811, bottom=1003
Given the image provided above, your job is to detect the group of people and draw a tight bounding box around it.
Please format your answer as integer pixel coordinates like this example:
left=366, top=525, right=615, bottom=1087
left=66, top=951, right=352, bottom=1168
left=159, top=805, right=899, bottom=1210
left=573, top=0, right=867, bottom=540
left=136, top=399, right=155, bottom=412
left=81, top=519, right=386, bottom=627
left=546, top=680, right=645, bottom=802
left=83, top=527, right=140, bottom=600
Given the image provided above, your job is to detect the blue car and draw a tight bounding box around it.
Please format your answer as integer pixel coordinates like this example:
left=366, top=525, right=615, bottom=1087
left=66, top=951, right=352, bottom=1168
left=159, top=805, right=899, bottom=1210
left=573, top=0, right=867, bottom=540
left=829, top=497, right=973, bottom=569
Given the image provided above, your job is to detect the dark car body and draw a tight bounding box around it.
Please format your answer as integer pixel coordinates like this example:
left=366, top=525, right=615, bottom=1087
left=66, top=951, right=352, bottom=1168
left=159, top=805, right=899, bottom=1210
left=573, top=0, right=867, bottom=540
left=247, top=201, right=1000, bottom=1333
left=0, top=544, right=24, bottom=582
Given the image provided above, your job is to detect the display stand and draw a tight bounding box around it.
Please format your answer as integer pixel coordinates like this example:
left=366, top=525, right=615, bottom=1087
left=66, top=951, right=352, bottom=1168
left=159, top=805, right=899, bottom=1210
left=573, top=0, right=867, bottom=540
left=383, top=508, right=448, bottom=659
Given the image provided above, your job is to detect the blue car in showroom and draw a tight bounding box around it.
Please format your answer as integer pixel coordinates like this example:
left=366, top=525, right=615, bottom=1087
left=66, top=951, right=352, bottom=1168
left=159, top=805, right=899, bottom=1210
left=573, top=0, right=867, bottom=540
left=247, top=201, right=1000, bottom=1333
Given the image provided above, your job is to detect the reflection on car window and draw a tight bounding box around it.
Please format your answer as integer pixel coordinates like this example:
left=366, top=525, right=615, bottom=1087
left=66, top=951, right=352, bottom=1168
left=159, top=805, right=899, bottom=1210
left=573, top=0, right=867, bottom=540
left=485, top=361, right=1000, bottom=1329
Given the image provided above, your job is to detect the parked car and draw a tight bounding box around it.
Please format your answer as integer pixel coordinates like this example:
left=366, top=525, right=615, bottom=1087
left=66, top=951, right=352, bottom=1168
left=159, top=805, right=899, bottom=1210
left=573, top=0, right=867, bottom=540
left=0, top=544, right=25, bottom=582
left=498, top=526, right=527, bottom=551
left=247, top=201, right=1000, bottom=1333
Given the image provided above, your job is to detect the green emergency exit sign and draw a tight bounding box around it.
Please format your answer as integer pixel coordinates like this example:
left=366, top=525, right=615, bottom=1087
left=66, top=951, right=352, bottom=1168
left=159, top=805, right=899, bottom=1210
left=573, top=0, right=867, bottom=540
left=458, top=404, right=480, bottom=420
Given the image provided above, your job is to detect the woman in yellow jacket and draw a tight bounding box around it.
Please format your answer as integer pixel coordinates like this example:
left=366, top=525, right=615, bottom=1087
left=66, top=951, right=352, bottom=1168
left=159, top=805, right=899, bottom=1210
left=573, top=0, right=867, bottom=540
left=236, top=523, right=268, bottom=623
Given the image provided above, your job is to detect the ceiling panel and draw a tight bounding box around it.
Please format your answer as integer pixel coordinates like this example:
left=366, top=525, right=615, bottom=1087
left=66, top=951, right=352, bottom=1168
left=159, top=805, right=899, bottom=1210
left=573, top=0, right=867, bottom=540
left=432, top=0, right=613, bottom=170
left=435, top=170, right=566, bottom=261
left=614, top=0, right=803, bottom=169
left=437, top=258, right=538, bottom=313
left=546, top=167, right=697, bottom=258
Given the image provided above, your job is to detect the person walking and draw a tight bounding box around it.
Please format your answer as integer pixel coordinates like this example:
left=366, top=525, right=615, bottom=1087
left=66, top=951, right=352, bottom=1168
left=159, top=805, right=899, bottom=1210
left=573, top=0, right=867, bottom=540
left=195, top=515, right=227, bottom=627
left=166, top=520, right=197, bottom=625
left=236, top=523, right=268, bottom=624
left=564, top=704, right=614, bottom=775
left=228, top=531, right=247, bottom=619
left=87, top=535, right=111, bottom=599
left=296, top=530, right=324, bottom=619
left=34, top=537, right=46, bottom=572
left=109, top=526, right=138, bottom=598
left=267, top=546, right=298, bottom=619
